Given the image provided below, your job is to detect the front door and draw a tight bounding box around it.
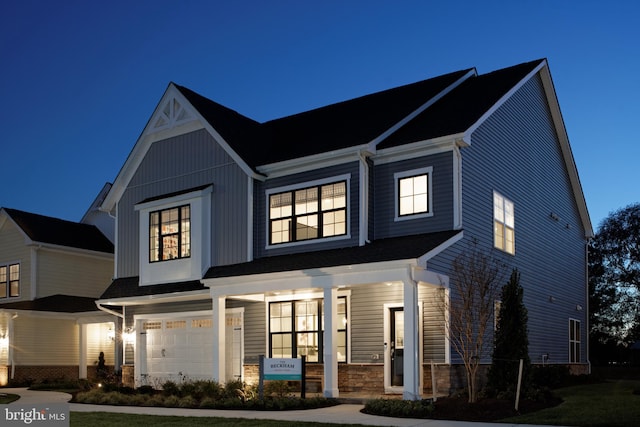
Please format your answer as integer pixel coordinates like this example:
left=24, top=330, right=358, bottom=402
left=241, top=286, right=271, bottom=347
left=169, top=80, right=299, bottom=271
left=390, top=307, right=405, bottom=387
left=225, top=309, right=244, bottom=381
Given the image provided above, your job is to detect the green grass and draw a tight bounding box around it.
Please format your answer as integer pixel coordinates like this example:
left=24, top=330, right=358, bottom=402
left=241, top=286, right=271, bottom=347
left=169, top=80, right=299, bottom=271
left=0, top=393, right=20, bottom=404
left=70, top=412, right=366, bottom=427
left=502, top=380, right=640, bottom=427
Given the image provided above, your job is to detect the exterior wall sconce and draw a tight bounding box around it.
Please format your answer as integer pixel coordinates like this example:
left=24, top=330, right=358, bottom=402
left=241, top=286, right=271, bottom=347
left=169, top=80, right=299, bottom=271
left=123, top=328, right=135, bottom=344
left=576, top=304, right=583, bottom=311
left=107, top=328, right=115, bottom=341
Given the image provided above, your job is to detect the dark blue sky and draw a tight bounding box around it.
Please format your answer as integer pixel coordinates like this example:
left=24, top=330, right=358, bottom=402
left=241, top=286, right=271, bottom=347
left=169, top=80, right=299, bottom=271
left=1, top=1, right=638, bottom=230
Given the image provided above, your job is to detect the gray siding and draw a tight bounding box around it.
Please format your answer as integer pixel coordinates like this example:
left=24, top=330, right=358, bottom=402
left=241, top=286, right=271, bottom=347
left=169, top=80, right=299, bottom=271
left=228, top=299, right=265, bottom=362
left=429, top=74, right=588, bottom=364
left=373, top=151, right=455, bottom=239
left=254, top=162, right=361, bottom=258
left=116, top=129, right=249, bottom=277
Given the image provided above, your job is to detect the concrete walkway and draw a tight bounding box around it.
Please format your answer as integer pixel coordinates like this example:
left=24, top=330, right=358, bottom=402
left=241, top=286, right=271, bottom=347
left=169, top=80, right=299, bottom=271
left=1, top=388, right=560, bottom=427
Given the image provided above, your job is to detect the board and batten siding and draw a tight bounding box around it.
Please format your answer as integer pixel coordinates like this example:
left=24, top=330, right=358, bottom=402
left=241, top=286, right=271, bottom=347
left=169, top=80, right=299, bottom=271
left=0, top=220, right=32, bottom=301
left=116, top=129, right=250, bottom=278
left=13, top=316, right=79, bottom=364
left=373, top=151, right=455, bottom=240
left=429, top=72, right=588, bottom=365
left=37, top=249, right=112, bottom=298
left=254, top=161, right=361, bottom=258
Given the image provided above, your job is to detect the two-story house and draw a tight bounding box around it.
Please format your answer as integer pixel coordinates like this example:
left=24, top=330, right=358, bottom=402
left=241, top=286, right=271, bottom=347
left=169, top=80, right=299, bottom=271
left=0, top=184, right=116, bottom=385
left=96, top=58, right=592, bottom=400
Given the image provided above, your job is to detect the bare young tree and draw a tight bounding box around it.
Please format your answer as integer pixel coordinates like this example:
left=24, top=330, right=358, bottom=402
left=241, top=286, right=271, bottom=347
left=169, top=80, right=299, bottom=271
left=441, top=248, right=506, bottom=403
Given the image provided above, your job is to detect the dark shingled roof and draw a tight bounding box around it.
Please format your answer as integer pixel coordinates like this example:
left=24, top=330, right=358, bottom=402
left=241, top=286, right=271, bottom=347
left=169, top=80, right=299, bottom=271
left=378, top=59, right=543, bottom=148
left=99, top=231, right=461, bottom=300
left=204, top=230, right=461, bottom=279
left=0, top=294, right=99, bottom=313
left=3, top=208, right=114, bottom=254
left=100, top=278, right=206, bottom=300
left=176, top=69, right=472, bottom=169
left=174, top=60, right=544, bottom=170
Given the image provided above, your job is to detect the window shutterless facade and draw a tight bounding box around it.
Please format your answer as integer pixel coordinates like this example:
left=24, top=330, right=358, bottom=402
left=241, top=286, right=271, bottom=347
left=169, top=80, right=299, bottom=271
left=569, top=318, right=581, bottom=363
left=0, top=263, right=19, bottom=298
left=493, top=191, right=515, bottom=254
left=269, top=180, right=347, bottom=245
left=394, top=167, right=433, bottom=220
left=269, top=297, right=347, bottom=362
left=149, top=205, right=191, bottom=262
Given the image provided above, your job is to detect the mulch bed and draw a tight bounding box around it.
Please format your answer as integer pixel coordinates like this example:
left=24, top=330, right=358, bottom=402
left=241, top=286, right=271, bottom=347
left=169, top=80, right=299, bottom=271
left=430, top=396, right=563, bottom=422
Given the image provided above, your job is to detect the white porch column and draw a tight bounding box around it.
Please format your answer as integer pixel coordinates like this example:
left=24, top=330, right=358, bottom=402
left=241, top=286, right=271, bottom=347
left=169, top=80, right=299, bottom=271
left=212, top=294, right=226, bottom=383
left=79, top=323, right=87, bottom=379
left=403, top=278, right=421, bottom=400
left=323, top=287, right=339, bottom=398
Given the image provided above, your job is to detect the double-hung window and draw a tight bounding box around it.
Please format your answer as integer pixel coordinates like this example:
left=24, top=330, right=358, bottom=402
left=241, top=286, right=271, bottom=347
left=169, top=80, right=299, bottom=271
left=149, top=205, right=191, bottom=262
left=394, top=167, right=433, bottom=220
left=269, top=180, right=347, bottom=245
left=269, top=297, right=347, bottom=362
left=569, top=319, right=581, bottom=363
left=494, top=191, right=515, bottom=254
left=0, top=263, right=19, bottom=298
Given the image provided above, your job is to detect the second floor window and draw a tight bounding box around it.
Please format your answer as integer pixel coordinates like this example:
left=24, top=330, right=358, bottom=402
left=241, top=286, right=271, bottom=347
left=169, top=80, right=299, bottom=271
left=395, top=167, right=433, bottom=220
left=494, top=191, right=515, bottom=254
left=0, top=263, right=20, bottom=298
left=149, top=205, right=191, bottom=262
left=269, top=181, right=347, bottom=245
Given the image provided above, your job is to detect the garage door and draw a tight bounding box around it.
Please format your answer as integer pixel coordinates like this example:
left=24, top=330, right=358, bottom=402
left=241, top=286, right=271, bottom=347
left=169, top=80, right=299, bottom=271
left=144, top=317, right=213, bottom=381
left=141, top=311, right=243, bottom=384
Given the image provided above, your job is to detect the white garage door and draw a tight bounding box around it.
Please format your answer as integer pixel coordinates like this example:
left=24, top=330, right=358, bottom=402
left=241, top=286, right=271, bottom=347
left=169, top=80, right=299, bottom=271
left=141, top=311, right=243, bottom=384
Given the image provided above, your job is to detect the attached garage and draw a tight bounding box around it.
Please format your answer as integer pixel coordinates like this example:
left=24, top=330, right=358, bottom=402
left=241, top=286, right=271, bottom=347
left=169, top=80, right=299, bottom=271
left=135, top=310, right=243, bottom=385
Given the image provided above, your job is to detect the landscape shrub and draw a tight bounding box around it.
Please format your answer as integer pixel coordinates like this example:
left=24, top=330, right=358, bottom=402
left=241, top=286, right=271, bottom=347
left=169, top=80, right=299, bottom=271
left=529, top=365, right=570, bottom=389
left=73, top=378, right=337, bottom=411
left=363, top=398, right=435, bottom=418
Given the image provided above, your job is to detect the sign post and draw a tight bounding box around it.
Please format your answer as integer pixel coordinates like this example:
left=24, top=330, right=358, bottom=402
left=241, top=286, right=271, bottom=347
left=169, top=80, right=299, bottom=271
left=259, top=355, right=306, bottom=398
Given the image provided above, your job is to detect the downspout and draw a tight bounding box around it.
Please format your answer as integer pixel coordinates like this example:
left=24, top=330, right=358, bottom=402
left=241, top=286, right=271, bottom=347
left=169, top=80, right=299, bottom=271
left=358, top=151, right=370, bottom=246
left=9, top=313, right=17, bottom=381
left=585, top=238, right=591, bottom=374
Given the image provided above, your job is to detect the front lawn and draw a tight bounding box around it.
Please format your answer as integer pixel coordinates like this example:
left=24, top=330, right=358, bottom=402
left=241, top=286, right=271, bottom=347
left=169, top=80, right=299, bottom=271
left=502, top=380, right=640, bottom=427
left=70, top=412, right=365, bottom=427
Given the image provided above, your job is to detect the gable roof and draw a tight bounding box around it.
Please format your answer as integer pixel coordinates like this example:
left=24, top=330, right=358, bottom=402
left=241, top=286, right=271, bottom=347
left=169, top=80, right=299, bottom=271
left=1, top=208, right=114, bottom=253
left=101, top=58, right=591, bottom=237
left=378, top=59, right=544, bottom=148
left=0, top=294, right=100, bottom=313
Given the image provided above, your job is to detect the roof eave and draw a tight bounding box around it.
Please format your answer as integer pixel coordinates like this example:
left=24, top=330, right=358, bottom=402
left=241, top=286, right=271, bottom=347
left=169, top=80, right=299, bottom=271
left=256, top=144, right=371, bottom=178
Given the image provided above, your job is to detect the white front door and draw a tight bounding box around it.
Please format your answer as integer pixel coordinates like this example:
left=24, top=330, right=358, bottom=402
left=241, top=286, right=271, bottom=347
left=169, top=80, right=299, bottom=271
left=225, top=309, right=244, bottom=381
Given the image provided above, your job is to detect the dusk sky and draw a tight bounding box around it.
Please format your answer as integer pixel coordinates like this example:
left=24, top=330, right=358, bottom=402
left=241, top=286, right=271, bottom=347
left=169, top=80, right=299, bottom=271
left=1, top=1, right=638, bottom=231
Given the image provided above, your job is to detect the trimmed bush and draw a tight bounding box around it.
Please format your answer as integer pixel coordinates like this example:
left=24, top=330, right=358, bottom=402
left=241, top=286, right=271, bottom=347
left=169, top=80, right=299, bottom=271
left=363, top=398, right=435, bottom=418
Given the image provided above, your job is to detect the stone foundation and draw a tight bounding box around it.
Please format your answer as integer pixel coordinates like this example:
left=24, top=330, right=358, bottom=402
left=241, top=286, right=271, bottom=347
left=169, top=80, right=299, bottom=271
left=122, top=364, right=135, bottom=388
left=9, top=365, right=79, bottom=384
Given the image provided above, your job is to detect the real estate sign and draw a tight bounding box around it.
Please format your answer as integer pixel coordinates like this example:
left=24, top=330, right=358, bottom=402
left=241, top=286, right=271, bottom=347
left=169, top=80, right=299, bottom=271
left=263, top=357, right=302, bottom=380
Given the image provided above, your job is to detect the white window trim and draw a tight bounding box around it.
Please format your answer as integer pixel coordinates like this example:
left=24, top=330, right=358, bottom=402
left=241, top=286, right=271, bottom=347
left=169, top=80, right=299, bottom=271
left=135, top=186, right=212, bottom=286
left=265, top=174, right=351, bottom=249
left=264, top=290, right=351, bottom=363
left=493, top=190, right=515, bottom=255
left=569, top=318, right=581, bottom=363
left=394, top=166, right=433, bottom=221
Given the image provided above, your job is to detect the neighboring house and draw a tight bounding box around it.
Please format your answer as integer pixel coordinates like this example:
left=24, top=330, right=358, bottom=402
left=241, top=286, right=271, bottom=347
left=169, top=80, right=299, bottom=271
left=0, top=185, right=116, bottom=385
left=96, top=58, right=592, bottom=399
